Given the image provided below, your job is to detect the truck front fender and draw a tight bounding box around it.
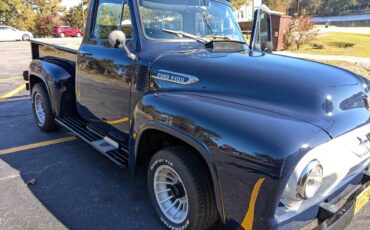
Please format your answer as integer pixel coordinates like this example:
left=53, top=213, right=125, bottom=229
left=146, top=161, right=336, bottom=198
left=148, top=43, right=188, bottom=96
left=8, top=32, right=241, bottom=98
left=29, top=59, right=74, bottom=116
left=131, top=91, right=331, bottom=228
left=132, top=120, right=226, bottom=218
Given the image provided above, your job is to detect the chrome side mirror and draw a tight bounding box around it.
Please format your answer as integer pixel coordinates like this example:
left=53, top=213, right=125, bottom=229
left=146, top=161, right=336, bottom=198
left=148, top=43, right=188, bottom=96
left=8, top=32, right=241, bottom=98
left=108, top=30, right=137, bottom=61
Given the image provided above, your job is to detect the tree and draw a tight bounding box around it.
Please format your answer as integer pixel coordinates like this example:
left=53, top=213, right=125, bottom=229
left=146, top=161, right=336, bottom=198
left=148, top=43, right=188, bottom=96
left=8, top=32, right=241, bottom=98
left=66, top=6, right=84, bottom=30
left=297, top=0, right=368, bottom=16
left=33, top=0, right=65, bottom=15
left=0, top=0, right=36, bottom=32
left=32, top=0, right=65, bottom=37
left=298, top=0, right=323, bottom=16
left=230, top=0, right=252, bottom=10
left=284, top=16, right=318, bottom=50
left=36, top=14, right=64, bottom=37
left=264, top=0, right=293, bottom=13
left=65, top=0, right=92, bottom=31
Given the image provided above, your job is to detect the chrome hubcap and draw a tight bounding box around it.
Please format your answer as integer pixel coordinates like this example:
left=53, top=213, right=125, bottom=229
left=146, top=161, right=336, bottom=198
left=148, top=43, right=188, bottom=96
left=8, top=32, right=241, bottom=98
left=154, top=165, right=188, bottom=224
left=34, top=94, right=46, bottom=125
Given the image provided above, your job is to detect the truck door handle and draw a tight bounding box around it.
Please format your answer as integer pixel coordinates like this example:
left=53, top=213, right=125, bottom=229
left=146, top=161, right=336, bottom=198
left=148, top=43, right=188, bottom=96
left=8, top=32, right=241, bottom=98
left=79, top=51, right=92, bottom=57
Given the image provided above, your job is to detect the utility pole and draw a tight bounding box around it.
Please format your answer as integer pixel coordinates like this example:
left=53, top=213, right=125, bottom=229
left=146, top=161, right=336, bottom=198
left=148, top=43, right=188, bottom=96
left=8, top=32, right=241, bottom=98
left=295, top=0, right=300, bottom=17
left=81, top=0, right=85, bottom=31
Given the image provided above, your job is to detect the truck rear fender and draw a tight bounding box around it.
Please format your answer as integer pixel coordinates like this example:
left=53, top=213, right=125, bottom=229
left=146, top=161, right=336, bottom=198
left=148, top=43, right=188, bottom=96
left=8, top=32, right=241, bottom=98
left=29, top=59, right=75, bottom=116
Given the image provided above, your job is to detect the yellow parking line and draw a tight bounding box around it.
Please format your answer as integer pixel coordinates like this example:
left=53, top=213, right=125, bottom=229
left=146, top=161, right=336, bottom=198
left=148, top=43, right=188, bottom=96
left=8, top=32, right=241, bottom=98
left=0, top=85, right=26, bottom=100
left=105, top=117, right=129, bottom=125
left=0, top=77, right=23, bottom=83
left=0, top=136, right=77, bottom=156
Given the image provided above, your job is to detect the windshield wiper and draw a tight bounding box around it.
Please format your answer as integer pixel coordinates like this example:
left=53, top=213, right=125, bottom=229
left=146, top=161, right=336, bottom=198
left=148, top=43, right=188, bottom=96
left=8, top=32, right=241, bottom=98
left=207, top=35, right=247, bottom=44
left=162, top=29, right=209, bottom=43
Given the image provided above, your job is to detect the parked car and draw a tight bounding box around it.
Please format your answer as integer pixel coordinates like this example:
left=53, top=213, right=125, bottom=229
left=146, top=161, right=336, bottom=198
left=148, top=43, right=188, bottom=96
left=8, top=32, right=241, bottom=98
left=0, top=26, right=33, bottom=41
left=53, top=26, right=83, bottom=38
left=24, top=1, right=370, bottom=230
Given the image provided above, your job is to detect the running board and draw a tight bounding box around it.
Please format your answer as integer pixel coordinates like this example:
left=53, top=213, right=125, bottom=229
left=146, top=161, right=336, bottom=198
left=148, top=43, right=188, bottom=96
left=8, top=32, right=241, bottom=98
left=55, top=117, right=129, bottom=168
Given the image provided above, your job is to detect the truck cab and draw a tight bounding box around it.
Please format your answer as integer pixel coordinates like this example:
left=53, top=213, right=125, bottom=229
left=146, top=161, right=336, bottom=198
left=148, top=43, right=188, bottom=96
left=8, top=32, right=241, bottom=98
left=25, top=0, right=370, bottom=229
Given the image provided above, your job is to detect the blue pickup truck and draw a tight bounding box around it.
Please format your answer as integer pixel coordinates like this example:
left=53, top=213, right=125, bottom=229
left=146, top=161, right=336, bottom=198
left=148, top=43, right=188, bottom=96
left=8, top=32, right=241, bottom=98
left=24, top=0, right=370, bottom=229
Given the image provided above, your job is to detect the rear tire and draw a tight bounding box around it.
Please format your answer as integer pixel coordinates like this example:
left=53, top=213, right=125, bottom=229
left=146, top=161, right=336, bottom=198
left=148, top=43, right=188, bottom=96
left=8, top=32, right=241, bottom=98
left=22, top=34, right=30, bottom=41
left=148, top=146, right=217, bottom=230
left=60, top=33, right=65, bottom=38
left=31, top=83, right=59, bottom=132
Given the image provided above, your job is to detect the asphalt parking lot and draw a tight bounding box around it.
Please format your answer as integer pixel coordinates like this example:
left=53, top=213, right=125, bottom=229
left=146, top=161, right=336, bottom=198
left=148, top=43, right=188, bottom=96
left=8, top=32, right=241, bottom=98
left=0, top=39, right=369, bottom=230
left=0, top=39, right=166, bottom=230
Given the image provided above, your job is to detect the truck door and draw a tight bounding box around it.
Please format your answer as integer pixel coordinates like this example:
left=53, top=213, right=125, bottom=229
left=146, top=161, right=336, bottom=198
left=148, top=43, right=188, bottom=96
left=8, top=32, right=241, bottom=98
left=76, top=0, right=134, bottom=144
left=250, top=5, right=273, bottom=52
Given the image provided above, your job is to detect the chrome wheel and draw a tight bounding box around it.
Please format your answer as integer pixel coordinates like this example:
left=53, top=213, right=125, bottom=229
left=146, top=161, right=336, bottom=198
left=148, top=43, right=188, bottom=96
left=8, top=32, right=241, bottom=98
left=154, top=165, right=189, bottom=224
left=34, top=93, right=46, bottom=125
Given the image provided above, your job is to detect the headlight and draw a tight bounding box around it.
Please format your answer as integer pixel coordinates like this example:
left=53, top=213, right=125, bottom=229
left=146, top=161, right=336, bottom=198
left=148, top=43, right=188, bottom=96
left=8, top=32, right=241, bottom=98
left=296, top=160, right=323, bottom=200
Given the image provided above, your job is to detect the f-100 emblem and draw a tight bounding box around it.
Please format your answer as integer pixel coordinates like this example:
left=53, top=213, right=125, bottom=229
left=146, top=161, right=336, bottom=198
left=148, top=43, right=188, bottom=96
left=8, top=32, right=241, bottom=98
left=152, top=70, right=199, bottom=85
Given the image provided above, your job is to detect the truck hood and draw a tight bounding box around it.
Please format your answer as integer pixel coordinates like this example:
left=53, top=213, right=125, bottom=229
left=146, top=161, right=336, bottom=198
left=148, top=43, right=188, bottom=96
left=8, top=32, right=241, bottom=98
left=150, top=50, right=370, bottom=137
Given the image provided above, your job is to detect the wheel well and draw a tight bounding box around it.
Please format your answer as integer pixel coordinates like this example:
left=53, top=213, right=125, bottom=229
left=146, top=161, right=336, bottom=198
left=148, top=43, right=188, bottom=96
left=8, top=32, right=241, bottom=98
left=30, top=75, right=44, bottom=92
left=29, top=74, right=76, bottom=116
left=136, top=129, right=215, bottom=177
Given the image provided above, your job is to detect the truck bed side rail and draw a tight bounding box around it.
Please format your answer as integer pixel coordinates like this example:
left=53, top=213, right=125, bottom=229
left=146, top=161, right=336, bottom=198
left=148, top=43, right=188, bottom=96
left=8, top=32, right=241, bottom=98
left=30, top=39, right=78, bottom=62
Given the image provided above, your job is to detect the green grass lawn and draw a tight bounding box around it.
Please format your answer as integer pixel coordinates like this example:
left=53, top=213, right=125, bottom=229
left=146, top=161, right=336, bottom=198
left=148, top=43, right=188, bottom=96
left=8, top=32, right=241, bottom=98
left=314, top=60, right=369, bottom=79
left=292, top=32, right=370, bottom=58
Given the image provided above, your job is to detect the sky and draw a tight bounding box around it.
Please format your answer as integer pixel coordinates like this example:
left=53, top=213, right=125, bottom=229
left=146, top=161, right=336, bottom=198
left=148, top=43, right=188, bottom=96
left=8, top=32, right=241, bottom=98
left=61, top=0, right=81, bottom=8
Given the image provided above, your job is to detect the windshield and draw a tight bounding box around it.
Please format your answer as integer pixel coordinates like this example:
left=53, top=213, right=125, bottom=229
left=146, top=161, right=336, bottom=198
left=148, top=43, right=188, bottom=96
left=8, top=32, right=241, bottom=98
left=137, top=0, right=245, bottom=42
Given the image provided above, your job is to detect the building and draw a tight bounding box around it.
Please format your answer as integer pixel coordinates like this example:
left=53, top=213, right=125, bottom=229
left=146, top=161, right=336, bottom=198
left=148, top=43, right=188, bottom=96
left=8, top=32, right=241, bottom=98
left=234, top=0, right=262, bottom=22
left=312, top=14, right=370, bottom=27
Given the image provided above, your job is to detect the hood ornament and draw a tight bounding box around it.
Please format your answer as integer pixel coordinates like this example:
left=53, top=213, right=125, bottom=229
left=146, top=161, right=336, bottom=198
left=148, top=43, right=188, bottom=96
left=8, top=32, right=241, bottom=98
left=152, top=70, right=199, bottom=85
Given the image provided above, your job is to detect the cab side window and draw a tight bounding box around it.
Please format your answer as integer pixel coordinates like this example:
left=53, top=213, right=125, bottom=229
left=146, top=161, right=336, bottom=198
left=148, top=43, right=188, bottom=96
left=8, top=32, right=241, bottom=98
left=121, top=0, right=133, bottom=40
left=93, top=0, right=124, bottom=39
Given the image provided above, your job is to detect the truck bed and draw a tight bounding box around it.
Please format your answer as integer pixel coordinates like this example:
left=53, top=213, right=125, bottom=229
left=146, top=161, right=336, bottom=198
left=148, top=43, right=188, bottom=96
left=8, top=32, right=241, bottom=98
left=31, top=39, right=79, bottom=63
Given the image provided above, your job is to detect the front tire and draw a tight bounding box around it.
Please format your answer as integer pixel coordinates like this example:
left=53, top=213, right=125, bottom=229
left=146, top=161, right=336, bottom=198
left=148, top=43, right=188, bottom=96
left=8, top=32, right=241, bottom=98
left=76, top=33, right=82, bottom=38
left=31, top=83, right=59, bottom=132
left=148, top=146, right=217, bottom=230
left=60, top=33, right=65, bottom=38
